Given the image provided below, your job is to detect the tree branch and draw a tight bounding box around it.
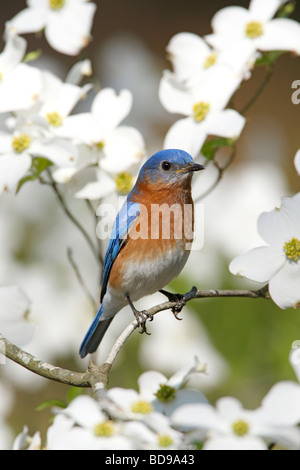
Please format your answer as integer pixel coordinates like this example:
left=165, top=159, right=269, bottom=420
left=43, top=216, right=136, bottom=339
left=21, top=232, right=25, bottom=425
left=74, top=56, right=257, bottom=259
left=0, top=285, right=269, bottom=390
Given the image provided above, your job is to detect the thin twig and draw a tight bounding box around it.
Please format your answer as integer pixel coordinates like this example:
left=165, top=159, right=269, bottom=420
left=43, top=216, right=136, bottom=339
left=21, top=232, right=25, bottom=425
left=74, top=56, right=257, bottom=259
left=67, top=247, right=98, bottom=312
left=46, top=169, right=100, bottom=263
left=0, top=285, right=269, bottom=389
left=240, top=67, right=274, bottom=115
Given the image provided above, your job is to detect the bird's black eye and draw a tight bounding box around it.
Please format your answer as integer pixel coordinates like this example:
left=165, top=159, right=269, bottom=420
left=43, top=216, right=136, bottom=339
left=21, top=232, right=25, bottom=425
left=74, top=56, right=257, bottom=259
left=161, top=161, right=171, bottom=171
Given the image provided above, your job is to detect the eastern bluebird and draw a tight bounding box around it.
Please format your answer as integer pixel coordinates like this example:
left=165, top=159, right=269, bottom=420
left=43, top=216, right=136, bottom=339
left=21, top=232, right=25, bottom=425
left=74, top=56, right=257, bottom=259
left=79, top=149, right=204, bottom=358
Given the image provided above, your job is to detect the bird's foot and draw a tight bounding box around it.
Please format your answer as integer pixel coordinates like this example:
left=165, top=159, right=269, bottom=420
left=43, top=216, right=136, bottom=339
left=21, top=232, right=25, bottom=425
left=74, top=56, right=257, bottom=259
left=126, top=294, right=153, bottom=335
left=134, top=309, right=153, bottom=335
left=159, top=286, right=198, bottom=319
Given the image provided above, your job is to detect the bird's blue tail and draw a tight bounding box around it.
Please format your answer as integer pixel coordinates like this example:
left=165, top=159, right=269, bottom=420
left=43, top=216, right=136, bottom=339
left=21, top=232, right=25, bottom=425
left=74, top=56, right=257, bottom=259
left=79, top=305, right=113, bottom=358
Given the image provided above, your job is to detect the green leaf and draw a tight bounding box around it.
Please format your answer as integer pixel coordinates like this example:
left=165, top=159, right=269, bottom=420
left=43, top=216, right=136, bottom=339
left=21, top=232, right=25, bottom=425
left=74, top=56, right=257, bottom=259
left=16, top=157, right=53, bottom=194
left=255, top=50, right=285, bottom=68
left=201, top=137, right=235, bottom=161
left=23, top=49, right=42, bottom=63
left=36, top=399, right=67, bottom=412
left=67, top=386, right=86, bottom=404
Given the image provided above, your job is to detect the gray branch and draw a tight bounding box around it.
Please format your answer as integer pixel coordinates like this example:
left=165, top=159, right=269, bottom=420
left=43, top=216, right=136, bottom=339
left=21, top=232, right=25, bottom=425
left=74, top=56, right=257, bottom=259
left=0, top=285, right=269, bottom=390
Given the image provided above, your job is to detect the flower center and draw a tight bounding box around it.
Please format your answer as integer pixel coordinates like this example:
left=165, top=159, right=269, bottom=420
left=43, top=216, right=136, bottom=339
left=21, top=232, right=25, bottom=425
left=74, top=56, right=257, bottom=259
left=46, top=111, right=63, bottom=127
left=95, top=141, right=105, bottom=150
left=114, top=172, right=133, bottom=194
left=204, top=52, right=217, bottom=69
left=158, top=434, right=173, bottom=447
left=131, top=400, right=153, bottom=414
left=232, top=419, right=249, bottom=436
left=94, top=420, right=114, bottom=437
left=154, top=384, right=176, bottom=402
left=49, top=0, right=65, bottom=10
left=193, top=101, right=210, bottom=122
left=0, top=71, right=3, bottom=81
left=12, top=134, right=32, bottom=153
left=283, top=238, right=300, bottom=261
left=245, top=21, right=264, bottom=39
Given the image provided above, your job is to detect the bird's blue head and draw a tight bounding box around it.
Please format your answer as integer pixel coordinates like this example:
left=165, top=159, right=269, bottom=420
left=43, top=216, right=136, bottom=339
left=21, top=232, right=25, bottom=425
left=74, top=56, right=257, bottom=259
left=137, top=149, right=204, bottom=188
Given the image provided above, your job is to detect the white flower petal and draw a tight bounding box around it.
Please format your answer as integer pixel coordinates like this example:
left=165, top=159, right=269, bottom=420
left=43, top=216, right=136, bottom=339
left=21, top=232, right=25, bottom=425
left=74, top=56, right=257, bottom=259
left=7, top=8, right=46, bottom=35
left=261, top=381, right=300, bottom=426
left=0, top=63, right=42, bottom=113
left=44, top=3, right=96, bottom=55
left=257, top=18, right=300, bottom=54
left=229, top=246, right=285, bottom=283
left=166, top=32, right=211, bottom=82
left=0, top=33, right=26, bottom=73
left=163, top=117, right=207, bottom=158
left=269, top=260, right=300, bottom=308
left=101, top=126, right=145, bottom=173
left=91, top=88, right=132, bottom=136
left=203, top=435, right=267, bottom=450
left=0, top=285, right=34, bottom=346
left=159, top=71, right=194, bottom=115
left=295, top=149, right=300, bottom=175
left=0, top=154, right=32, bottom=194
left=205, top=109, right=245, bottom=139
left=57, top=113, right=102, bottom=145
left=172, top=403, right=222, bottom=432
left=249, top=0, right=286, bottom=22
left=211, top=6, right=250, bottom=37
left=75, top=177, right=115, bottom=200
left=30, top=139, right=78, bottom=167
left=66, top=59, right=92, bottom=85
left=258, top=196, right=300, bottom=246
left=138, top=371, right=167, bottom=397
left=62, top=395, right=105, bottom=429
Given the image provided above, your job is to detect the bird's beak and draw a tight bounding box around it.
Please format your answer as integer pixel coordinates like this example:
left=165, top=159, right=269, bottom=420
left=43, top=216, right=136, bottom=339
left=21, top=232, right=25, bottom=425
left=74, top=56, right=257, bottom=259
left=177, top=163, right=205, bottom=174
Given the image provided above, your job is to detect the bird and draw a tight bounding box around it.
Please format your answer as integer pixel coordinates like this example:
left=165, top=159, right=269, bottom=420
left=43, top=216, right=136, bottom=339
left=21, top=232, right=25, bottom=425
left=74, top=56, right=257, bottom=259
left=79, top=149, right=204, bottom=358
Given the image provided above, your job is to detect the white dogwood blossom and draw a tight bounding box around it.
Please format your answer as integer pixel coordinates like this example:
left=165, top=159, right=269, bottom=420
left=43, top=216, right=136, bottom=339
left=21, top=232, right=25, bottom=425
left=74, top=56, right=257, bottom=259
left=229, top=192, right=300, bottom=309
left=159, top=68, right=245, bottom=157
left=205, top=0, right=300, bottom=65
left=7, top=0, right=97, bottom=56
left=172, top=381, right=300, bottom=450
left=0, top=32, right=42, bottom=113
left=0, top=286, right=34, bottom=346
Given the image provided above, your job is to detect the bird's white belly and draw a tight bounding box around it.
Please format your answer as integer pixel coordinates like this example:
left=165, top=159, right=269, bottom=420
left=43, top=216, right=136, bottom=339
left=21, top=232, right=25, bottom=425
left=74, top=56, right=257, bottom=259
left=120, top=241, right=190, bottom=301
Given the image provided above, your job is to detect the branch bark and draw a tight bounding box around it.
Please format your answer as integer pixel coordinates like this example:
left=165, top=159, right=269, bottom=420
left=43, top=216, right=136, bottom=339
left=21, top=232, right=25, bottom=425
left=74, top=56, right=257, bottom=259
left=0, top=285, right=269, bottom=390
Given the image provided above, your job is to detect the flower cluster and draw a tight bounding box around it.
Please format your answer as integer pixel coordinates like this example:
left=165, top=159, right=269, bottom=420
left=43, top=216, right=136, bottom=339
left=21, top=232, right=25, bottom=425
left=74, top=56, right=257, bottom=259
left=0, top=4, right=146, bottom=199
left=159, top=0, right=300, bottom=157
left=1, top=0, right=300, bottom=452
left=13, top=360, right=300, bottom=451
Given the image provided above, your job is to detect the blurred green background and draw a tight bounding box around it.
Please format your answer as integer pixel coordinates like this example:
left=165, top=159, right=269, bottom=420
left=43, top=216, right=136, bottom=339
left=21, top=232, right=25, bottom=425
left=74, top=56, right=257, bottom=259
left=0, top=0, right=300, bottom=448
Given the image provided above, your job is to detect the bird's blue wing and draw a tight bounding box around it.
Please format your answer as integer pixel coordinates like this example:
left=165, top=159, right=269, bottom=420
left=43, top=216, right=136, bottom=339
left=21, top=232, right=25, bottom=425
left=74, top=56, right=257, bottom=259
left=100, top=199, right=140, bottom=301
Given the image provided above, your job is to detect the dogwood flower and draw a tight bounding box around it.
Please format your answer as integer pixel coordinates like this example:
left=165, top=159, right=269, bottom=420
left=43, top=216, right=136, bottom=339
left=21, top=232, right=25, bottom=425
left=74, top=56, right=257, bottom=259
left=0, top=123, right=78, bottom=194
left=7, top=0, right=97, bottom=56
left=229, top=192, right=300, bottom=309
left=0, top=32, right=42, bottom=113
left=205, top=0, right=300, bottom=66
left=13, top=426, right=41, bottom=450
left=166, top=32, right=253, bottom=84
left=106, top=360, right=208, bottom=419
left=75, top=168, right=136, bottom=200
left=36, top=70, right=92, bottom=132
left=172, top=381, right=300, bottom=450
left=123, top=413, right=187, bottom=450
left=47, top=396, right=135, bottom=450
left=159, top=68, right=245, bottom=157
left=0, top=286, right=34, bottom=346
left=56, top=87, right=146, bottom=172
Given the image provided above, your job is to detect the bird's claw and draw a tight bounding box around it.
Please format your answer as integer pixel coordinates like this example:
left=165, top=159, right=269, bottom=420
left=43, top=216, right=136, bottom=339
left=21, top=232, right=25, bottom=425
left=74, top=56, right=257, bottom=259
left=134, top=310, right=153, bottom=335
